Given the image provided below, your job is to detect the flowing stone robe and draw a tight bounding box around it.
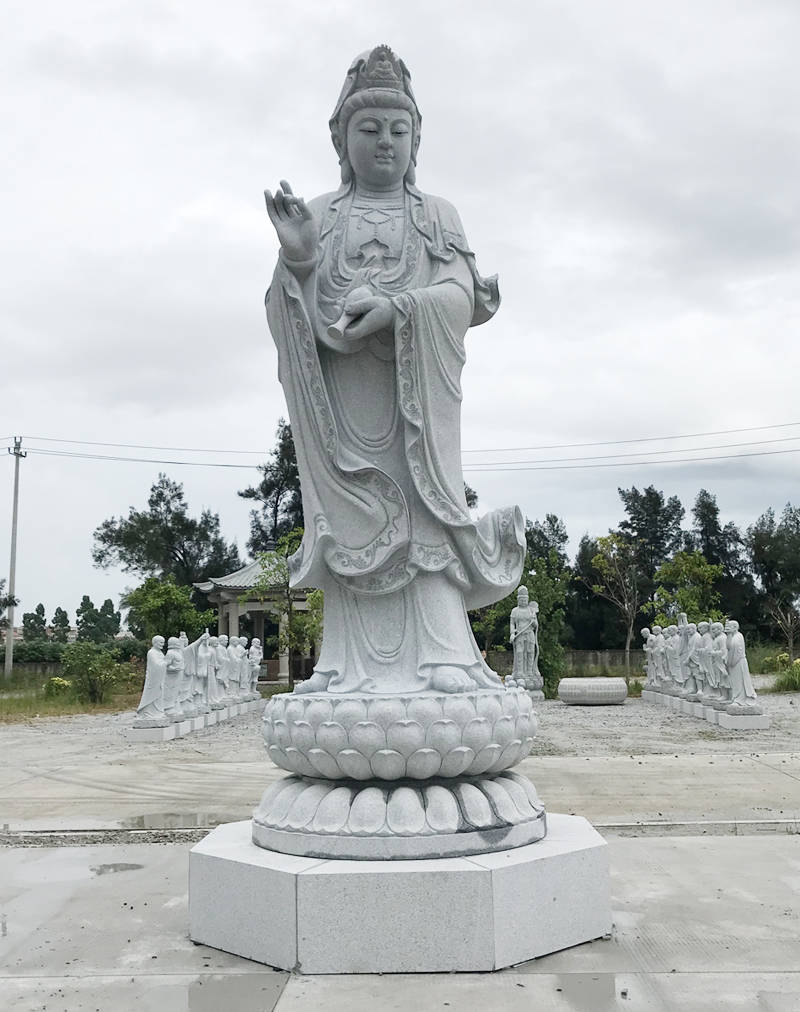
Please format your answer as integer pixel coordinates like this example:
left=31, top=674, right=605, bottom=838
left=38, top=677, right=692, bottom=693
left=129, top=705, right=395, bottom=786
left=266, top=183, right=524, bottom=694
left=686, top=629, right=703, bottom=695
left=726, top=629, right=759, bottom=710
left=135, top=643, right=167, bottom=723
left=164, top=645, right=186, bottom=719
left=699, top=629, right=715, bottom=690
left=215, top=641, right=231, bottom=701
left=711, top=630, right=729, bottom=700
left=653, top=631, right=667, bottom=685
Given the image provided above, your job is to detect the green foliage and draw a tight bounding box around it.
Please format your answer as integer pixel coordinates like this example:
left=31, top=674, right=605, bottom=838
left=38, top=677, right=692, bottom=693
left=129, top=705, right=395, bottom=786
left=76, top=595, right=120, bottom=643
left=248, top=528, right=317, bottom=685
left=60, top=643, right=119, bottom=703
left=0, top=639, right=66, bottom=663
left=464, top=483, right=479, bottom=510
left=93, top=473, right=241, bottom=598
left=589, top=532, right=643, bottom=656
left=526, top=545, right=569, bottom=698
left=773, top=660, right=800, bottom=692
left=238, top=420, right=304, bottom=555
left=645, top=550, right=723, bottom=626
left=123, top=577, right=214, bottom=642
left=22, top=602, right=47, bottom=641
left=51, top=606, right=71, bottom=642
left=43, top=676, right=72, bottom=698
left=761, top=652, right=791, bottom=673
left=108, top=638, right=150, bottom=662
left=617, top=484, right=685, bottom=597
left=0, top=577, right=18, bottom=644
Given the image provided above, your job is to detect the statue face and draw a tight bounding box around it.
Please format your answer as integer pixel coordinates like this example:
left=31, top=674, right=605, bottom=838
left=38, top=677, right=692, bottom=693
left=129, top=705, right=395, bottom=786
left=219, top=635, right=228, bottom=646
left=152, top=636, right=165, bottom=648
left=346, top=106, right=412, bottom=189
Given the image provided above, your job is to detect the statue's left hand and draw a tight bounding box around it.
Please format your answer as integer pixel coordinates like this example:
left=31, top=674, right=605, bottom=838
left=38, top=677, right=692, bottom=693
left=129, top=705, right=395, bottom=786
left=342, top=294, right=395, bottom=339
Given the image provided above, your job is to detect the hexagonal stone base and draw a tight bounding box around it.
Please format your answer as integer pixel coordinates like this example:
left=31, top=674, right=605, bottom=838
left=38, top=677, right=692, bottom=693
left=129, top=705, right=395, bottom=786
left=189, top=814, right=611, bottom=972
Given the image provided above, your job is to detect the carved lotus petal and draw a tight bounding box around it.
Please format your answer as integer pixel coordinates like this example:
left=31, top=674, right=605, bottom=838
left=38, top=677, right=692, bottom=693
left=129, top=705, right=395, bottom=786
left=519, top=692, right=534, bottom=715
left=286, top=783, right=332, bottom=830
left=502, top=690, right=522, bottom=715
left=350, top=721, right=386, bottom=756
left=289, top=720, right=316, bottom=753
left=369, top=698, right=407, bottom=730
left=439, top=746, right=475, bottom=778
left=466, top=743, right=502, bottom=776
left=443, top=696, right=476, bottom=726
left=455, top=782, right=494, bottom=829
left=305, top=698, right=334, bottom=726
left=504, top=771, right=543, bottom=809
left=307, top=748, right=343, bottom=779
left=407, top=696, right=443, bottom=725
left=522, top=736, right=535, bottom=756
left=332, top=698, right=367, bottom=728
left=489, top=739, right=523, bottom=773
left=370, top=748, right=406, bottom=780
left=461, top=717, right=492, bottom=753
left=272, top=719, right=291, bottom=750
left=267, top=745, right=290, bottom=770
left=256, top=778, right=292, bottom=814
left=312, top=786, right=353, bottom=834
left=423, top=785, right=460, bottom=833
left=386, top=719, right=426, bottom=757
left=497, top=775, right=535, bottom=818
left=493, top=715, right=516, bottom=746
left=514, top=714, right=531, bottom=740
left=267, top=778, right=309, bottom=828
left=284, top=698, right=306, bottom=723
left=480, top=778, right=522, bottom=824
left=405, top=748, right=442, bottom=780
left=425, top=719, right=461, bottom=753
left=315, top=721, right=348, bottom=753
left=284, top=747, right=318, bottom=779
left=475, top=695, right=503, bottom=723
left=335, top=749, right=373, bottom=781
left=386, top=787, right=426, bottom=836
left=348, top=786, right=386, bottom=835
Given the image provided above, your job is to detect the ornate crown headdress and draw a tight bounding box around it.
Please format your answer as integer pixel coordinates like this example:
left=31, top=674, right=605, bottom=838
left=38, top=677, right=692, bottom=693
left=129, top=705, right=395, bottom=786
left=330, top=44, right=422, bottom=183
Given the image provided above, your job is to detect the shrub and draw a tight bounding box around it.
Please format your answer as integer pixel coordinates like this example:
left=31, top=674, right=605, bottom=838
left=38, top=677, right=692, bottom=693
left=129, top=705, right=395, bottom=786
left=60, top=643, right=119, bottom=703
left=0, top=640, right=66, bottom=664
left=773, top=666, right=800, bottom=693
left=108, top=638, right=150, bottom=662
left=43, top=676, right=72, bottom=698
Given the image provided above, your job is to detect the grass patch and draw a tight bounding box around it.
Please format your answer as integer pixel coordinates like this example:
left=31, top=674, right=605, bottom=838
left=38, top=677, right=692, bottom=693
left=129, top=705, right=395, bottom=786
left=0, top=686, right=142, bottom=722
left=260, top=683, right=292, bottom=698
left=772, top=667, right=800, bottom=693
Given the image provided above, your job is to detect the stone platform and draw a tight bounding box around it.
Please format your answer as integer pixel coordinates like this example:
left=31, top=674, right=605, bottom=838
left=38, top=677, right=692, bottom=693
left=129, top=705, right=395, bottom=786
left=189, top=813, right=611, bottom=973
left=126, top=699, right=263, bottom=742
left=641, top=691, right=770, bottom=729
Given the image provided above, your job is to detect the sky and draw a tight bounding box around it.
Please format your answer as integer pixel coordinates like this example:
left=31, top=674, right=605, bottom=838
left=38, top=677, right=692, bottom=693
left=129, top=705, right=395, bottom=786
left=2, top=0, right=799, bottom=627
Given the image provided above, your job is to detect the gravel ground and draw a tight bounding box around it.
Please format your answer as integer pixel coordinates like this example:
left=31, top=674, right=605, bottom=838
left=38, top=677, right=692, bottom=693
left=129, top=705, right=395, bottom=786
left=1, top=678, right=797, bottom=765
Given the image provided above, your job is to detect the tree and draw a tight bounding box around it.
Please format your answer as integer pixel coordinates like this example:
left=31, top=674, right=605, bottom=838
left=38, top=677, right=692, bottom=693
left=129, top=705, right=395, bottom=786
left=589, top=533, right=644, bottom=671
left=525, top=514, right=569, bottom=570
left=0, top=578, right=18, bottom=644
left=238, top=419, right=304, bottom=555
left=746, top=503, right=800, bottom=652
left=248, top=528, right=315, bottom=688
left=464, top=483, right=479, bottom=510
left=61, top=643, right=119, bottom=704
left=75, top=595, right=119, bottom=643
left=687, top=489, right=741, bottom=570
left=525, top=547, right=569, bottom=696
left=51, top=607, right=71, bottom=643
left=22, top=602, right=48, bottom=641
left=646, top=550, right=723, bottom=626
left=93, top=474, right=241, bottom=598
left=123, top=577, right=215, bottom=642
left=565, top=535, right=622, bottom=649
left=617, top=485, right=684, bottom=601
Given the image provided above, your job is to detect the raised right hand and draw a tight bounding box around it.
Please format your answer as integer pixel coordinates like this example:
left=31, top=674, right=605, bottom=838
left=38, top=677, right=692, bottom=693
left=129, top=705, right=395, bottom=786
left=264, top=179, right=318, bottom=263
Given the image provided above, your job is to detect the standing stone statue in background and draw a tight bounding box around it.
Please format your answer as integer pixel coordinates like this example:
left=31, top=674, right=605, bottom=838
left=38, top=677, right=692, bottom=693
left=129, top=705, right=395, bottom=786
left=640, top=627, right=655, bottom=688
left=248, top=638, right=263, bottom=697
left=509, top=586, right=544, bottom=700
left=134, top=635, right=169, bottom=727
left=710, top=621, right=730, bottom=709
left=651, top=625, right=666, bottom=688
left=725, top=619, right=762, bottom=714
left=697, top=621, right=716, bottom=702
left=684, top=622, right=704, bottom=701
left=207, top=635, right=226, bottom=709
left=165, top=636, right=188, bottom=720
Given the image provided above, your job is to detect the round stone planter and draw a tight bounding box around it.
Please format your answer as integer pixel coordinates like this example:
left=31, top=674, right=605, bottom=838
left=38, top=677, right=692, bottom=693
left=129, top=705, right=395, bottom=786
left=557, top=677, right=628, bottom=706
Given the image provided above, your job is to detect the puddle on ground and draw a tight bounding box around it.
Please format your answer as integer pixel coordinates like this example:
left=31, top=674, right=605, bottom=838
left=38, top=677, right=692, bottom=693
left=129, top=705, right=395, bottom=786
left=90, top=862, right=144, bottom=876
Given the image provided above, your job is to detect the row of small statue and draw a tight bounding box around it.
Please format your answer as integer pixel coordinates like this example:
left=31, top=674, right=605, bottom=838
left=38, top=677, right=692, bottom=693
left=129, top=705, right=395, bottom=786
left=640, top=616, right=762, bottom=716
left=134, top=630, right=263, bottom=728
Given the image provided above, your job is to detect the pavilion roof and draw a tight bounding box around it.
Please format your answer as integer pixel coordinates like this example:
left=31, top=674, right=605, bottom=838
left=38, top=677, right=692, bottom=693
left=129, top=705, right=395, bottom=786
left=194, top=559, right=268, bottom=593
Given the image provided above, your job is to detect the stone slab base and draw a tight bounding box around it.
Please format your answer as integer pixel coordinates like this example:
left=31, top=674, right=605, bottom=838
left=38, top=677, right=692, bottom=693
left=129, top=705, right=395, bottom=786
left=717, top=711, right=771, bottom=730
left=689, top=702, right=706, bottom=719
left=205, top=712, right=218, bottom=727
left=704, top=706, right=719, bottom=724
left=189, top=813, right=611, bottom=973
left=126, top=723, right=177, bottom=742
left=641, top=689, right=658, bottom=704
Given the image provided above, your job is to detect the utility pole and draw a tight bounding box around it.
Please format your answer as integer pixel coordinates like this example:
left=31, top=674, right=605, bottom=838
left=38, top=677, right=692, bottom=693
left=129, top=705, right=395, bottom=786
left=4, top=437, right=26, bottom=678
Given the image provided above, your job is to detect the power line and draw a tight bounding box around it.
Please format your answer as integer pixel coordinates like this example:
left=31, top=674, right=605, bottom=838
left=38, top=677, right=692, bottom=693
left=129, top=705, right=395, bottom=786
left=21, top=441, right=800, bottom=472
left=17, top=418, right=800, bottom=457
left=459, top=447, right=800, bottom=469
left=461, top=420, right=800, bottom=454
left=462, top=435, right=800, bottom=468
